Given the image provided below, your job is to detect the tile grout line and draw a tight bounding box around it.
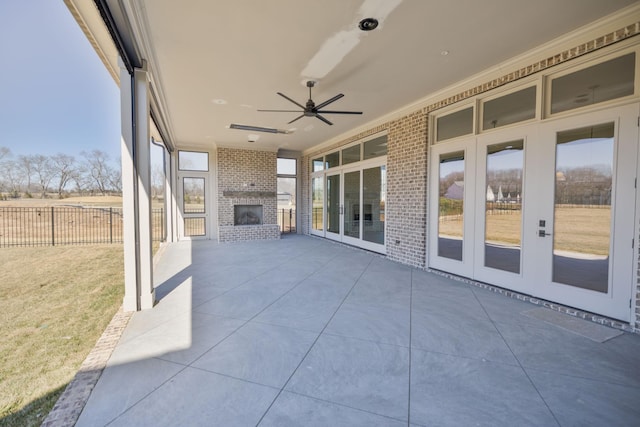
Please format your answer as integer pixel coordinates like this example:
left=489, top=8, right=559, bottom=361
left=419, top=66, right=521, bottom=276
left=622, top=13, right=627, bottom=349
left=255, top=255, right=376, bottom=426
left=407, top=268, right=414, bottom=427
left=284, top=389, right=410, bottom=424
left=470, top=287, right=563, bottom=427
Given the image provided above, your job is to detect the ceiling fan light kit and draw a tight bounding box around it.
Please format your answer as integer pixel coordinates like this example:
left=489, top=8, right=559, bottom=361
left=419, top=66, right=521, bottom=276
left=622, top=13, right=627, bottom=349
left=258, top=80, right=363, bottom=126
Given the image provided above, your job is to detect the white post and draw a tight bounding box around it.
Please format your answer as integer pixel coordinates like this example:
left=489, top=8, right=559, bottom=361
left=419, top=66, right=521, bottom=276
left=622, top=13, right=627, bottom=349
left=164, top=149, right=177, bottom=242
left=119, top=58, right=155, bottom=311
left=135, top=62, right=155, bottom=310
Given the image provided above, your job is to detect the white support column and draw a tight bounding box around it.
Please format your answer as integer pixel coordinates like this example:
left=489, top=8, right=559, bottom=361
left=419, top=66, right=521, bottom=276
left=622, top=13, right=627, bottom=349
left=120, top=58, right=156, bottom=311
left=164, top=149, right=177, bottom=242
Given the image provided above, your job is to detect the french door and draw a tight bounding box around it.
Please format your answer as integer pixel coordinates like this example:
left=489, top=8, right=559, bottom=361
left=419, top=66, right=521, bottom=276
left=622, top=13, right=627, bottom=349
left=429, top=104, right=638, bottom=321
left=311, top=160, right=386, bottom=253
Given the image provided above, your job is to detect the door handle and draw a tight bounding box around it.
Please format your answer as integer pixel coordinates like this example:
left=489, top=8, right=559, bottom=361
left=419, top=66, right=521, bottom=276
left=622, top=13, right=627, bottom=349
left=538, top=230, right=552, bottom=237
left=340, top=205, right=344, bottom=215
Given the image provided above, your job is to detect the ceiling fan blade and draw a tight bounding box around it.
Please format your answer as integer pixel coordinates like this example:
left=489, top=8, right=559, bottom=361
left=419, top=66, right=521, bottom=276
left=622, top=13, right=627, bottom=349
left=315, top=93, right=344, bottom=110
left=317, top=110, right=363, bottom=115
left=315, top=114, right=333, bottom=126
left=277, top=92, right=306, bottom=110
left=258, top=109, right=302, bottom=113
left=287, top=114, right=305, bottom=124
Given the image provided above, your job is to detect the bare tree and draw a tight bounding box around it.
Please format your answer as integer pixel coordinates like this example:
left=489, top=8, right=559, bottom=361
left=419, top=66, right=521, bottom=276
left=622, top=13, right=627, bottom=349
left=107, top=159, right=122, bottom=193
left=31, top=154, right=54, bottom=198
left=151, top=163, right=165, bottom=199
left=0, top=147, right=11, bottom=193
left=69, top=164, right=90, bottom=196
left=0, top=146, right=10, bottom=161
left=0, top=149, right=20, bottom=196
left=81, top=150, right=116, bottom=195
left=50, top=153, right=77, bottom=198
left=17, top=154, right=35, bottom=194
left=0, top=160, right=23, bottom=196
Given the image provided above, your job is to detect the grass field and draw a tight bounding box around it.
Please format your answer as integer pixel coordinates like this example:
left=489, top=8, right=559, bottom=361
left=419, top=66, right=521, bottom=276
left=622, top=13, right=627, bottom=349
left=0, top=195, right=164, bottom=209
left=439, top=206, right=610, bottom=255
left=0, top=245, right=125, bottom=426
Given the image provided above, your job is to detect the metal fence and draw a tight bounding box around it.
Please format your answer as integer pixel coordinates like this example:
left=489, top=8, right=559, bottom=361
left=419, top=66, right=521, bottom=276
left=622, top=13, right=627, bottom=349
left=0, top=206, right=164, bottom=247
left=277, top=208, right=296, bottom=234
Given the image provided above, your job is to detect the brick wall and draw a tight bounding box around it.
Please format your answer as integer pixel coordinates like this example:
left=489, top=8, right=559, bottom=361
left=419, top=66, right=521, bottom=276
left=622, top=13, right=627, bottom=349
left=386, top=111, right=428, bottom=268
left=300, top=152, right=310, bottom=236
left=217, top=148, right=280, bottom=242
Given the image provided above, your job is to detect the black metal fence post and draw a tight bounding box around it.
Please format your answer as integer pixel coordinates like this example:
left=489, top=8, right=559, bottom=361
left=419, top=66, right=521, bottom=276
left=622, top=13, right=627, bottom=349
left=109, top=207, right=113, bottom=244
left=51, top=206, right=55, bottom=246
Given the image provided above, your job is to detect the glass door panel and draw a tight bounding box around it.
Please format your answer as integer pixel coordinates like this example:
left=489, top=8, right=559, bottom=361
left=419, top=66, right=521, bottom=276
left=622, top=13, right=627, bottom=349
left=312, top=177, right=324, bottom=233
left=179, top=175, right=208, bottom=239
left=343, top=171, right=360, bottom=239
left=552, top=123, right=614, bottom=292
left=438, top=151, right=465, bottom=260
left=183, top=178, right=205, bottom=213
left=484, top=141, right=523, bottom=273
left=326, top=174, right=341, bottom=236
left=363, top=166, right=385, bottom=245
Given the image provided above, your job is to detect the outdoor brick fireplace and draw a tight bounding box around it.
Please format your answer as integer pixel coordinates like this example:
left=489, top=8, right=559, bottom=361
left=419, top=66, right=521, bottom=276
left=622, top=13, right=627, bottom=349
left=217, top=148, right=281, bottom=242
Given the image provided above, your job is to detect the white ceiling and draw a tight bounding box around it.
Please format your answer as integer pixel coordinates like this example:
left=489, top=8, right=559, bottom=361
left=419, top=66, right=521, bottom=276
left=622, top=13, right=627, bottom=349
left=128, top=0, right=637, bottom=153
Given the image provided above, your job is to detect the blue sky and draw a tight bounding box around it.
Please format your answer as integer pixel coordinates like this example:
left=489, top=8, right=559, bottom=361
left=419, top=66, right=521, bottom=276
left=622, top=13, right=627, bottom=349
left=0, top=0, right=121, bottom=163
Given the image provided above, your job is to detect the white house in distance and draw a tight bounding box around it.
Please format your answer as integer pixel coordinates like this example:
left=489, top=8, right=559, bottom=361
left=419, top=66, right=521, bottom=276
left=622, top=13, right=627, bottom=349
left=65, top=0, right=640, bottom=332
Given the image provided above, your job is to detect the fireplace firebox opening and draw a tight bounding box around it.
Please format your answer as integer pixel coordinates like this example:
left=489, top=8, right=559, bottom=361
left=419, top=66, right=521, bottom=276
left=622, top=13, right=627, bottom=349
left=234, top=205, right=263, bottom=225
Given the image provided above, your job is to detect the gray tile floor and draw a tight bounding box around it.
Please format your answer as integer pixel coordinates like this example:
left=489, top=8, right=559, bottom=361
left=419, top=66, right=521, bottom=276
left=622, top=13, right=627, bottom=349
left=76, top=235, right=640, bottom=426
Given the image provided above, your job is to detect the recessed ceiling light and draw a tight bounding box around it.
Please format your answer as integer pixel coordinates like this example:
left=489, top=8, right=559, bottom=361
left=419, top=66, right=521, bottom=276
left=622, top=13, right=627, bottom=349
left=358, top=18, right=379, bottom=31
left=440, top=50, right=450, bottom=56
left=212, top=99, right=228, bottom=105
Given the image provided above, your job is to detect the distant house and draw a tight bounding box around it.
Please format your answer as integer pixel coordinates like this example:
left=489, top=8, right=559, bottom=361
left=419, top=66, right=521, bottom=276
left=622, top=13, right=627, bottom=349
left=445, top=181, right=464, bottom=200
left=486, top=185, right=495, bottom=202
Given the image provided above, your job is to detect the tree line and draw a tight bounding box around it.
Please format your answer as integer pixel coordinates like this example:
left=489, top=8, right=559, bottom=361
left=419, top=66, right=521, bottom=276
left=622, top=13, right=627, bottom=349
left=0, top=147, right=122, bottom=199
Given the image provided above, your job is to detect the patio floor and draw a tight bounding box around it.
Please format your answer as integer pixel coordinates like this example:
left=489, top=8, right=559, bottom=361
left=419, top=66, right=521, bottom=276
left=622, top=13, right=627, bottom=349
left=76, top=235, right=640, bottom=426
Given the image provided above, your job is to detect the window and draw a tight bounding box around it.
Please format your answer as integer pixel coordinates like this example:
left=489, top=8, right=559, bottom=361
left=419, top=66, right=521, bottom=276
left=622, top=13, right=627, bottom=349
left=363, top=135, right=388, bottom=160
left=482, top=86, right=536, bottom=130
left=277, top=158, right=296, bottom=175
left=325, top=151, right=340, bottom=169
left=550, top=53, right=635, bottom=114
left=436, top=107, right=474, bottom=142
left=277, top=158, right=297, bottom=232
left=178, top=151, right=208, bottom=171
left=312, top=157, right=324, bottom=172
left=342, top=144, right=361, bottom=165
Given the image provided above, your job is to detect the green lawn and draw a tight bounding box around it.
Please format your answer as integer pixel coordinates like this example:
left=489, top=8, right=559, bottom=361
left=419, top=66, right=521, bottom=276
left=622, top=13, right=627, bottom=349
left=0, top=245, right=125, bottom=426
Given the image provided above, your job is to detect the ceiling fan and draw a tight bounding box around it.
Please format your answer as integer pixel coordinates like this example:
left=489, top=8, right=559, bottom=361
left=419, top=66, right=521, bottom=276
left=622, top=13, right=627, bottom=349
left=258, top=81, right=362, bottom=125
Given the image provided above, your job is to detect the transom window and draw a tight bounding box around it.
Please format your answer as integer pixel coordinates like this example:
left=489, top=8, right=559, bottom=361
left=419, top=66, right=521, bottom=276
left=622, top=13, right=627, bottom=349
left=178, top=150, right=209, bottom=171
left=311, top=134, right=388, bottom=171
left=435, top=50, right=637, bottom=142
